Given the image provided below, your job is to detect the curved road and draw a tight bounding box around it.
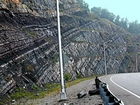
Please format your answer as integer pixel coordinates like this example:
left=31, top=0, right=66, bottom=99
left=100, top=73, right=140, bottom=105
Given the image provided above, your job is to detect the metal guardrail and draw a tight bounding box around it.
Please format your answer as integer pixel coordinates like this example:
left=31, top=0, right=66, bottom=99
left=99, top=82, right=124, bottom=105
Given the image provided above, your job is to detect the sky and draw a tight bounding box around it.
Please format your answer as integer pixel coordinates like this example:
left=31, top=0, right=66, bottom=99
left=84, top=0, right=140, bottom=22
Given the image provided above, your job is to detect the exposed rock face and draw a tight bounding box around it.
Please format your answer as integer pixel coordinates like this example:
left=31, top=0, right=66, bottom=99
left=0, top=0, right=133, bottom=96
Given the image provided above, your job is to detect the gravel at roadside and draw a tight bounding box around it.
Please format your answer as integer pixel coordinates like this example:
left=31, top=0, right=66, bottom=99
left=26, top=78, right=103, bottom=105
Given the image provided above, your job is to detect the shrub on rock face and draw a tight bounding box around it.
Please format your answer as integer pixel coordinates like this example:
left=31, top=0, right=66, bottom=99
left=64, top=73, right=70, bottom=81
left=77, top=74, right=82, bottom=79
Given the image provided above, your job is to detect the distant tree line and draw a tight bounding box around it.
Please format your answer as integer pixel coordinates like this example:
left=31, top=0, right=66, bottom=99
left=77, top=0, right=89, bottom=11
left=91, top=7, right=140, bottom=34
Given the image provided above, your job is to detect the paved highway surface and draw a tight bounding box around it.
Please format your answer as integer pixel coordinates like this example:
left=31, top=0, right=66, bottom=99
left=100, top=73, right=140, bottom=105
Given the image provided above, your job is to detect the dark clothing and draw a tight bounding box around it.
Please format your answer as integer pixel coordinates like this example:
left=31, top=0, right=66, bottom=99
left=95, top=77, right=101, bottom=89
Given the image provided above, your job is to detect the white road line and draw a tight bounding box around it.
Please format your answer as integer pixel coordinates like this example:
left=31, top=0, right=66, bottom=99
left=110, top=76, right=140, bottom=99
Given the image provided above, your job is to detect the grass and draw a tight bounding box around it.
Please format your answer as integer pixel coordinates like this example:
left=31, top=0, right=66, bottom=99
left=0, top=76, right=95, bottom=105
left=65, top=76, right=94, bottom=88
left=84, top=13, right=99, bottom=21
left=32, top=76, right=95, bottom=98
left=5, top=76, right=96, bottom=105
left=0, top=76, right=99, bottom=105
left=28, top=31, right=36, bottom=36
left=21, top=28, right=36, bottom=36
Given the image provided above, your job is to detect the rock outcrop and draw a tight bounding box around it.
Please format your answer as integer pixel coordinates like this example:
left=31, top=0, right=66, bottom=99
left=0, top=0, right=134, bottom=97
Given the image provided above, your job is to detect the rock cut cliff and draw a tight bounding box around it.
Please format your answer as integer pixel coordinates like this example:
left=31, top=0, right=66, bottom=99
left=0, top=0, right=133, bottom=97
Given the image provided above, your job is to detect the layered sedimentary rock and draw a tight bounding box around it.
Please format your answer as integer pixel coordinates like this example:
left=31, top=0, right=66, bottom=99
left=0, top=0, right=133, bottom=95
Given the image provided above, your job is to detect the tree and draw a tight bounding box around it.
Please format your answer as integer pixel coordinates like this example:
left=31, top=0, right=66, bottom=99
left=124, top=18, right=128, bottom=29
left=77, top=0, right=84, bottom=8
left=100, top=9, right=109, bottom=19
left=114, top=15, right=121, bottom=26
left=128, top=20, right=140, bottom=34
left=77, top=0, right=89, bottom=11
left=108, top=13, right=116, bottom=22
left=91, top=6, right=140, bottom=34
left=83, top=1, right=89, bottom=11
left=91, top=7, right=101, bottom=16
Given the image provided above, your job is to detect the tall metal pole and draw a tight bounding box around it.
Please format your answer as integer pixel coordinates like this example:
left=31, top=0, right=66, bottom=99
left=104, top=43, right=107, bottom=75
left=56, top=0, right=67, bottom=100
left=136, top=53, right=138, bottom=72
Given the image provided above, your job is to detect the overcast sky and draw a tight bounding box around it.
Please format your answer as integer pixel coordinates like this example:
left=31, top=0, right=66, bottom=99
left=84, top=0, right=140, bottom=22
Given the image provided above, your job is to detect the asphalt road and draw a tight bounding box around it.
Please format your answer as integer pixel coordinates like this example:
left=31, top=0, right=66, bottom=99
left=100, top=73, right=140, bottom=105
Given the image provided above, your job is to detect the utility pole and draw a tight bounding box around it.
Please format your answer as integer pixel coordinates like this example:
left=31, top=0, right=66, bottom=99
left=136, top=53, right=139, bottom=72
left=56, top=0, right=67, bottom=100
left=104, top=43, right=107, bottom=75
left=103, top=40, right=112, bottom=75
